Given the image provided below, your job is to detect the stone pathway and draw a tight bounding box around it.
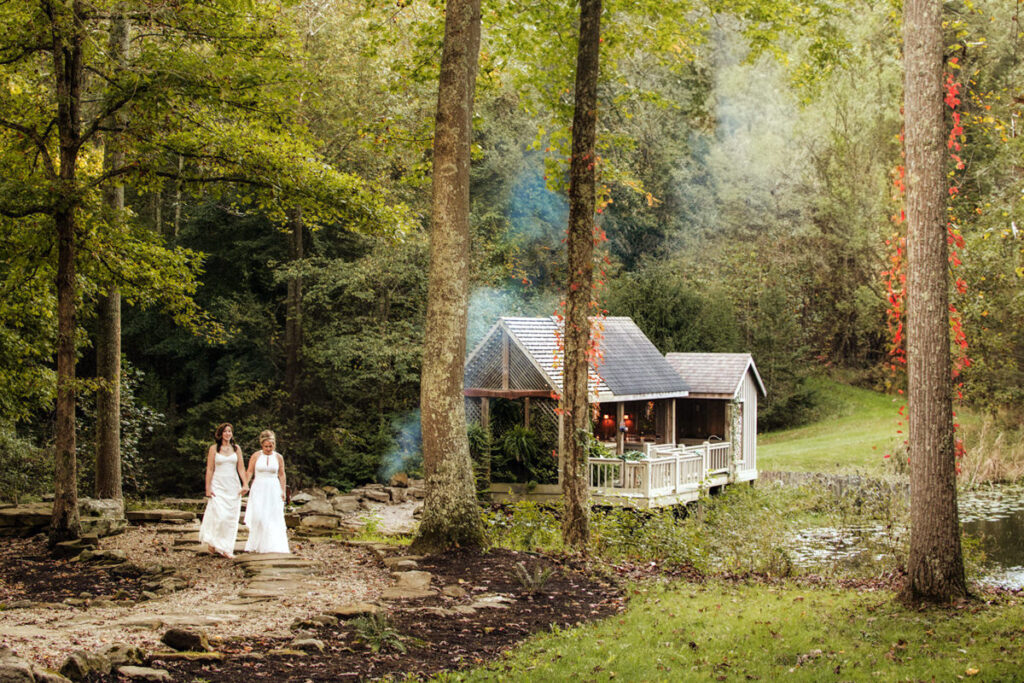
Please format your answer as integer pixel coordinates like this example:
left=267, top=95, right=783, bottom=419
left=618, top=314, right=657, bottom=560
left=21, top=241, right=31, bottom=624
left=105, top=520, right=328, bottom=631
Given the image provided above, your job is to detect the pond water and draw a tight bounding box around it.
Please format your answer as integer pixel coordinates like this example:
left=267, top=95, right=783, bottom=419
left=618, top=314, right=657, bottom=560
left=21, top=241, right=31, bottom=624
left=788, top=485, right=1024, bottom=589
left=959, top=485, right=1024, bottom=589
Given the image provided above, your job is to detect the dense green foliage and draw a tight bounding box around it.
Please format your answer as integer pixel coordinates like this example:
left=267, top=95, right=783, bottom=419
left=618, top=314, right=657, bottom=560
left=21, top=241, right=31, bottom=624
left=0, top=0, right=1020, bottom=496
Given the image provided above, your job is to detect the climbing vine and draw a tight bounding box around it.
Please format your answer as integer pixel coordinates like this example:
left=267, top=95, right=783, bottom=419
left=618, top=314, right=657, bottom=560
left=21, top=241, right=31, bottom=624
left=883, top=56, right=973, bottom=470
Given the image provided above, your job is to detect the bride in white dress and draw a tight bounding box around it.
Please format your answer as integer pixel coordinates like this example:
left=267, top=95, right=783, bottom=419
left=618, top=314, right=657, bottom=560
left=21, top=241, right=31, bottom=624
left=198, top=423, right=248, bottom=558
left=243, top=429, right=290, bottom=554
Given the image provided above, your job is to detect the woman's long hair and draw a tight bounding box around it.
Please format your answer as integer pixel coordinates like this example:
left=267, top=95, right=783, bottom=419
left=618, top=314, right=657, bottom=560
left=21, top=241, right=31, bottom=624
left=214, top=423, right=240, bottom=453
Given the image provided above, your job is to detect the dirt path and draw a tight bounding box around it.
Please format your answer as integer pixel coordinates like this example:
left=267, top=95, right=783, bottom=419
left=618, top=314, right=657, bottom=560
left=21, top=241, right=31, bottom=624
left=0, top=524, right=390, bottom=670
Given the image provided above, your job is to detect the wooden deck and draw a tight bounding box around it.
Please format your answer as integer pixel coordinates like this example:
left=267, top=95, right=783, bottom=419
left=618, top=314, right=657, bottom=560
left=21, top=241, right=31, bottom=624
left=489, top=441, right=757, bottom=509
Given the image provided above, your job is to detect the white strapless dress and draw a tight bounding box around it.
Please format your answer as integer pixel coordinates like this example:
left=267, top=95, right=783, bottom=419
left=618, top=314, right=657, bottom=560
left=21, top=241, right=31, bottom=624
left=198, top=451, right=241, bottom=557
left=244, top=453, right=290, bottom=554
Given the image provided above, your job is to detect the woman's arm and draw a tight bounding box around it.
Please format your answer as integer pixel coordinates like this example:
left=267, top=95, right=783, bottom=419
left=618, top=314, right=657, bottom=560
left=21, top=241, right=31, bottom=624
left=204, top=446, right=216, bottom=497
left=277, top=453, right=286, bottom=502
left=236, top=446, right=249, bottom=492
left=245, top=452, right=258, bottom=487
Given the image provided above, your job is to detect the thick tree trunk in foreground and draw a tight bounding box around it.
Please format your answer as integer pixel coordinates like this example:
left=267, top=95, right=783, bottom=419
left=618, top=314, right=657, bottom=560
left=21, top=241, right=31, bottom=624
left=901, top=0, right=968, bottom=603
left=411, top=0, right=484, bottom=554
left=53, top=207, right=81, bottom=544
left=50, top=1, right=86, bottom=545
left=95, top=289, right=121, bottom=499
left=561, top=0, right=601, bottom=552
left=95, top=10, right=130, bottom=502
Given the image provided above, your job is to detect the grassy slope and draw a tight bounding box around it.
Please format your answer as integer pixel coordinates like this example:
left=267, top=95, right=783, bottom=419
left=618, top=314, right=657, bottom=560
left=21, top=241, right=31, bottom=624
left=439, top=581, right=1023, bottom=682
left=758, top=378, right=901, bottom=475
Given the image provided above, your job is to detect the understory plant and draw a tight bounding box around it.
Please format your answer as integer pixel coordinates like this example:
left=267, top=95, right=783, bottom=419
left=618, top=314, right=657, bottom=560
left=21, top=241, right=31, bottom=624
left=511, top=561, right=556, bottom=594
left=481, top=482, right=978, bottom=581
left=351, top=612, right=409, bottom=653
left=958, top=415, right=1024, bottom=487
left=0, top=425, right=51, bottom=504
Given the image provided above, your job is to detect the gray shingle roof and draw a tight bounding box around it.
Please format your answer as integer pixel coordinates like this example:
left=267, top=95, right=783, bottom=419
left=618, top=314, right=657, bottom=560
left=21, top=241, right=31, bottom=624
left=470, top=317, right=689, bottom=400
left=664, top=353, right=766, bottom=397
left=596, top=317, right=690, bottom=397
left=497, top=317, right=610, bottom=396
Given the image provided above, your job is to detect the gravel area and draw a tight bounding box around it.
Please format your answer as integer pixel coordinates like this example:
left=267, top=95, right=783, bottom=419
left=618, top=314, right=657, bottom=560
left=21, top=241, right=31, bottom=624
left=0, top=526, right=391, bottom=670
left=346, top=500, right=420, bottom=535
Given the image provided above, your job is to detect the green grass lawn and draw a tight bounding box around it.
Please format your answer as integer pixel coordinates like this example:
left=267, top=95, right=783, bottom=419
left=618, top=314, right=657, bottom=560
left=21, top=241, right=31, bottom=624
left=758, top=379, right=902, bottom=475
left=437, top=581, right=1024, bottom=682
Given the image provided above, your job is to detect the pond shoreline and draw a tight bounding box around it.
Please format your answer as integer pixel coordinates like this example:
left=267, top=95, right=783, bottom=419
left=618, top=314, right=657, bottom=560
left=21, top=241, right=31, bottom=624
left=757, top=469, right=908, bottom=499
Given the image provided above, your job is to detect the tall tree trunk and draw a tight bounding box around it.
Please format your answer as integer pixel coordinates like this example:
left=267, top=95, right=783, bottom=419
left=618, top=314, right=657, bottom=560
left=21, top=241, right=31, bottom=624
left=50, top=0, right=86, bottom=545
left=410, top=0, right=484, bottom=554
left=901, top=0, right=968, bottom=603
left=561, top=0, right=601, bottom=552
left=95, top=9, right=129, bottom=501
left=153, top=189, right=162, bottom=233
left=173, top=154, right=183, bottom=237
left=285, top=207, right=304, bottom=407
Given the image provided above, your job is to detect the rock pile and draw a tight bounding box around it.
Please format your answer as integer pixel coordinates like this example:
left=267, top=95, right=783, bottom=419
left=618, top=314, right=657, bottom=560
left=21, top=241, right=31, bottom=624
left=0, top=645, right=69, bottom=682
left=287, top=475, right=424, bottom=535
left=0, top=498, right=127, bottom=539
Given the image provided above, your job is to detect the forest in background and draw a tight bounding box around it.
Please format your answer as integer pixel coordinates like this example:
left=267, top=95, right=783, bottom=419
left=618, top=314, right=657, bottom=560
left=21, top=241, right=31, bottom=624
left=1, top=0, right=1021, bottom=499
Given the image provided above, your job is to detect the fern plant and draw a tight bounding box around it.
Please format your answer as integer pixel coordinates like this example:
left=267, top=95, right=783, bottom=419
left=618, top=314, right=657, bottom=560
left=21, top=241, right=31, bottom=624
left=511, top=560, right=556, bottom=595
left=351, top=612, right=408, bottom=654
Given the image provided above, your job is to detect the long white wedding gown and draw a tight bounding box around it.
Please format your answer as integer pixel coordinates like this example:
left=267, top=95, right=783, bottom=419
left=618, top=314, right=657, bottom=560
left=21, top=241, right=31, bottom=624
left=198, top=450, right=242, bottom=557
left=244, top=452, right=290, bottom=554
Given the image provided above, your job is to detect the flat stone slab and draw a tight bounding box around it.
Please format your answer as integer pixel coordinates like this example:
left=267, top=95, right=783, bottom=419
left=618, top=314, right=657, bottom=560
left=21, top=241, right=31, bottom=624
left=326, top=602, right=382, bottom=619
left=242, top=568, right=310, bottom=579
left=236, top=558, right=313, bottom=568
left=379, top=587, right=437, bottom=600
left=236, top=589, right=280, bottom=599
left=245, top=580, right=308, bottom=593
left=148, top=651, right=225, bottom=662
left=382, top=555, right=425, bottom=569
left=470, top=594, right=515, bottom=609
left=392, top=570, right=432, bottom=590
left=231, top=553, right=293, bottom=564
left=227, top=595, right=275, bottom=604
left=126, top=510, right=196, bottom=523
left=340, top=541, right=395, bottom=561
left=117, top=665, right=173, bottom=682
left=113, top=614, right=240, bottom=629
left=184, top=541, right=247, bottom=555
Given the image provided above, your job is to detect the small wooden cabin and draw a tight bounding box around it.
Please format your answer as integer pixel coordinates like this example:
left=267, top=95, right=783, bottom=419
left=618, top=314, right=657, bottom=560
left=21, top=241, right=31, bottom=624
left=464, top=316, right=765, bottom=508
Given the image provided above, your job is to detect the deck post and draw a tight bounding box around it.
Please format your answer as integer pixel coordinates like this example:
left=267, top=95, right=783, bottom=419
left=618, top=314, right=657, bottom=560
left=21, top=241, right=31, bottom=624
left=702, top=441, right=710, bottom=481
left=641, top=460, right=651, bottom=498
left=524, top=396, right=530, bottom=429
left=557, top=410, right=564, bottom=487
left=669, top=398, right=676, bottom=446
left=480, top=397, right=490, bottom=435
left=616, top=402, right=625, bottom=455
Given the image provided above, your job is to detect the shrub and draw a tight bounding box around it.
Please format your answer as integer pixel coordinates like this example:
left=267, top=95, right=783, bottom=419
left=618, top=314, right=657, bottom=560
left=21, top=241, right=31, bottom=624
left=0, top=426, right=51, bottom=504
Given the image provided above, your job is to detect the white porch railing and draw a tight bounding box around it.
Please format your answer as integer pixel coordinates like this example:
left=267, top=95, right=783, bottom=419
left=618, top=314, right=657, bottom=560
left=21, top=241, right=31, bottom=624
left=587, top=441, right=746, bottom=499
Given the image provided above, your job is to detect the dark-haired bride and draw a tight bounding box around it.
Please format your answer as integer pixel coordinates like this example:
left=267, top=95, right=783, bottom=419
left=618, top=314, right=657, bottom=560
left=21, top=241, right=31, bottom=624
left=198, top=423, right=248, bottom=558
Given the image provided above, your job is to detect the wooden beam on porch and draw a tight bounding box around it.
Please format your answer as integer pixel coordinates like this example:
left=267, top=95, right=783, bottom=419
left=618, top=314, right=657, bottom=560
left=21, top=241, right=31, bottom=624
left=463, top=389, right=554, bottom=398
left=616, top=402, right=625, bottom=455
left=480, top=397, right=490, bottom=435
left=524, top=396, right=531, bottom=429
left=669, top=398, right=676, bottom=445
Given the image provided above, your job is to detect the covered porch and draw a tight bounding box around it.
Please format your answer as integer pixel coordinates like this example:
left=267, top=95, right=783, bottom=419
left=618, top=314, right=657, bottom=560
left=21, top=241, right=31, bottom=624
left=464, top=317, right=756, bottom=509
